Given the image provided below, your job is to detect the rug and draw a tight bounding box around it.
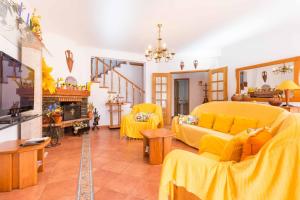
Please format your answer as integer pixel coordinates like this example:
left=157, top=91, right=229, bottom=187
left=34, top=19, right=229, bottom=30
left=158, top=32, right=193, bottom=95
left=77, top=134, right=94, bottom=200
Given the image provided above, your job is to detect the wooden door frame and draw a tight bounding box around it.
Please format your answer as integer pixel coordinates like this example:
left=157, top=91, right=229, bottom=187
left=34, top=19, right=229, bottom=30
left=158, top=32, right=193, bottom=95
left=208, top=66, right=228, bottom=101
left=174, top=78, right=190, bottom=116
left=152, top=73, right=172, bottom=125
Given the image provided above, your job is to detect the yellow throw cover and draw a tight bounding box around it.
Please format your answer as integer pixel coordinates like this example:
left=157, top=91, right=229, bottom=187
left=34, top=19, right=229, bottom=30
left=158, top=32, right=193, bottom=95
left=120, top=103, right=163, bottom=138
left=172, top=101, right=289, bottom=149
left=159, top=114, right=300, bottom=200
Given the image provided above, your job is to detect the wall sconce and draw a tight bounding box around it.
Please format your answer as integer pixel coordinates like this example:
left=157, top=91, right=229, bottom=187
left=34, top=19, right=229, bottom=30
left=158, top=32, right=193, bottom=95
left=180, top=61, right=184, bottom=70
left=193, top=60, right=198, bottom=69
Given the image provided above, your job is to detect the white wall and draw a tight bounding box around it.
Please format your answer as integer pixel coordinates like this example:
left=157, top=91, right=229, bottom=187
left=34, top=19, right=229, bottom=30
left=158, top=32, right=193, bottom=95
left=42, top=33, right=149, bottom=125
left=219, top=19, right=300, bottom=98
left=115, top=63, right=143, bottom=88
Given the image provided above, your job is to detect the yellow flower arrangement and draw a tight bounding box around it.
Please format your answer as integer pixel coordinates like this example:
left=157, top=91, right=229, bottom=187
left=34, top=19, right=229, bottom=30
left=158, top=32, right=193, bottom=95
left=42, top=58, right=56, bottom=94
left=87, top=82, right=91, bottom=91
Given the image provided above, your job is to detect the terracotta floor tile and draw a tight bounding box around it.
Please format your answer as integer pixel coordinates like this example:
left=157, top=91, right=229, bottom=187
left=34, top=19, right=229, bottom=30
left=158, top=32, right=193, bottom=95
left=39, top=178, right=78, bottom=200
left=104, top=173, right=141, bottom=194
left=0, top=128, right=196, bottom=200
left=94, top=188, right=128, bottom=200
left=101, top=160, right=131, bottom=174
left=132, top=180, right=160, bottom=199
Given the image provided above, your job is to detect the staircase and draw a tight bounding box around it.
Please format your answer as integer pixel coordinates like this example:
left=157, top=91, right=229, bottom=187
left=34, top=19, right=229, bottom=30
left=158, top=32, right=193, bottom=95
left=91, top=57, right=145, bottom=107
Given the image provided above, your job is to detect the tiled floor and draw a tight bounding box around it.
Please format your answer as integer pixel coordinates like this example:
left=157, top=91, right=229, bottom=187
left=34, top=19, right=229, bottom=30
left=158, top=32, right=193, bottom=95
left=0, top=128, right=196, bottom=200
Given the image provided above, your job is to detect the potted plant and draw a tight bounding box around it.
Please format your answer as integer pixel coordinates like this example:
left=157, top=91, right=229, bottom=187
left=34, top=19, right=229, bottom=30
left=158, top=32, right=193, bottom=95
left=46, top=103, right=63, bottom=124
left=87, top=103, right=94, bottom=119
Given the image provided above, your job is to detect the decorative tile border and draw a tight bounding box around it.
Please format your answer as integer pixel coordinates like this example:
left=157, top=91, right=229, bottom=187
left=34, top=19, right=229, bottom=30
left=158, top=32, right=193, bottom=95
left=77, top=134, right=94, bottom=200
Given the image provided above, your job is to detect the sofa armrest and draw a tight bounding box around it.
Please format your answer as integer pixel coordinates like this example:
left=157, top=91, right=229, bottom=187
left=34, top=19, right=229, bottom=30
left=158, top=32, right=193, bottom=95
left=199, top=134, right=232, bottom=156
left=171, top=116, right=180, bottom=134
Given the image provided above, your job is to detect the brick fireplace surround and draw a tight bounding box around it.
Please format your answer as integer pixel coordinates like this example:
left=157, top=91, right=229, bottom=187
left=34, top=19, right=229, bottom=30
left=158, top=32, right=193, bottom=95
left=42, top=89, right=90, bottom=133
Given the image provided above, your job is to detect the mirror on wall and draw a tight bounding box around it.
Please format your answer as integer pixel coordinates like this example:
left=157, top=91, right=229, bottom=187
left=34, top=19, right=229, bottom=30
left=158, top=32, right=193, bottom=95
left=239, top=62, right=294, bottom=98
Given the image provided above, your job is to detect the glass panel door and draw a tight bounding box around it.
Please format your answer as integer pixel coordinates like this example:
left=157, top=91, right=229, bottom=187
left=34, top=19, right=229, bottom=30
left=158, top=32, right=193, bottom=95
left=152, top=73, right=172, bottom=125
left=208, top=67, right=228, bottom=101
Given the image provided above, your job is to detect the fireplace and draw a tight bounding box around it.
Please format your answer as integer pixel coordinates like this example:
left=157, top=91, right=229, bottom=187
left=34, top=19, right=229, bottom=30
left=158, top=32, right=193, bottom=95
left=61, top=102, right=81, bottom=121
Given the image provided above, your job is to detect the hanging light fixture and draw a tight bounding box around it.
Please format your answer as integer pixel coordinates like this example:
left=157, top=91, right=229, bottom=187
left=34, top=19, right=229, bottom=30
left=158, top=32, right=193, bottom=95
left=272, top=63, right=293, bottom=74
left=145, top=24, right=175, bottom=63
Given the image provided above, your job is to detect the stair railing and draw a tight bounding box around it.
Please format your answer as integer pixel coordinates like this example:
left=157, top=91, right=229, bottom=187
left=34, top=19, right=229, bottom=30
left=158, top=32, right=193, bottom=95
left=93, top=57, right=145, bottom=106
left=112, top=68, right=145, bottom=106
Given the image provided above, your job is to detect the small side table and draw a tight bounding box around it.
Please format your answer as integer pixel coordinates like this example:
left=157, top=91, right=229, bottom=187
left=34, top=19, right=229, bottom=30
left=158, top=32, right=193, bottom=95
left=140, top=128, right=174, bottom=165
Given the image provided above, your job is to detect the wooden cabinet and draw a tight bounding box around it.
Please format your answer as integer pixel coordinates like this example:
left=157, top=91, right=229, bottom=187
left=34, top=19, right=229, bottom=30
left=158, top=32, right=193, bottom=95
left=0, top=138, right=50, bottom=192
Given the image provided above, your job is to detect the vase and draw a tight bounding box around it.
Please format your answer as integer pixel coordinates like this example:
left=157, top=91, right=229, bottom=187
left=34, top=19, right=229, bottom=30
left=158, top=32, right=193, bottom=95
left=268, top=97, right=282, bottom=106
left=242, top=95, right=252, bottom=101
left=53, top=114, right=62, bottom=124
left=231, top=94, right=242, bottom=101
left=65, top=50, right=74, bottom=73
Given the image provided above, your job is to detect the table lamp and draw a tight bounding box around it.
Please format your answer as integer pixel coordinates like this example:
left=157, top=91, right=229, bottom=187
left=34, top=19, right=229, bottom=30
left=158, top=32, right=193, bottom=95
left=276, top=80, right=300, bottom=106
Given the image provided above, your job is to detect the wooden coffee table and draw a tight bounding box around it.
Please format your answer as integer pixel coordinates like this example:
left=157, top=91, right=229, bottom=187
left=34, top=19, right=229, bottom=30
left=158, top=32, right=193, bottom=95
left=140, top=128, right=174, bottom=165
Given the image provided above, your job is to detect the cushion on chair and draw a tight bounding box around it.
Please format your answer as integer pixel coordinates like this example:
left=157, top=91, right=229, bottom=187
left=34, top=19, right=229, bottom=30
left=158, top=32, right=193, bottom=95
left=198, top=112, right=215, bottom=128
left=213, top=114, right=234, bottom=133
left=220, top=131, right=249, bottom=162
left=241, top=128, right=272, bottom=161
left=229, top=116, right=258, bottom=135
left=178, top=115, right=198, bottom=125
left=135, top=112, right=152, bottom=122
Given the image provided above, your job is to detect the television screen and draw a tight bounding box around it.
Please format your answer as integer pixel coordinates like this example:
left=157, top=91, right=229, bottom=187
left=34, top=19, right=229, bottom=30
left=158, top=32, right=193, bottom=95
left=0, top=51, right=35, bottom=117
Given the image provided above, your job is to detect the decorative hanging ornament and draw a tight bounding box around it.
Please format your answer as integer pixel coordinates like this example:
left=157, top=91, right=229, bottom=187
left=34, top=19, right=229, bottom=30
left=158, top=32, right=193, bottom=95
left=65, top=50, right=74, bottom=73
left=180, top=61, right=184, bottom=70
left=193, top=60, right=198, bottom=69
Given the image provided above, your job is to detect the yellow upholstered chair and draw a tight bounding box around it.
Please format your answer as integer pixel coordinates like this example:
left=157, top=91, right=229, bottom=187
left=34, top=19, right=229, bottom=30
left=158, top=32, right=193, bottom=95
left=120, top=103, right=164, bottom=139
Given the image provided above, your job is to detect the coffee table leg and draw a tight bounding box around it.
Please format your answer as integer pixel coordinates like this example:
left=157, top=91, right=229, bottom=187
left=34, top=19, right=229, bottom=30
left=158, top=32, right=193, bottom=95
left=163, top=137, right=173, bottom=159
left=149, top=138, right=163, bottom=165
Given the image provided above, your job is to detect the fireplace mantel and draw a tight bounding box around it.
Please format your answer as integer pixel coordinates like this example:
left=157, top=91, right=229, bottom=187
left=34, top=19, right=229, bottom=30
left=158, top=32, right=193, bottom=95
left=43, top=88, right=90, bottom=102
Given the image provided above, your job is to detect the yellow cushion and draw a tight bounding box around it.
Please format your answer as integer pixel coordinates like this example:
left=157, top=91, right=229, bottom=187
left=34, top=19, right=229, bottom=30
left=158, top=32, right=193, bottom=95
left=220, top=131, right=249, bottom=162
left=230, top=117, right=258, bottom=135
left=241, top=128, right=272, bottom=161
left=213, top=114, right=234, bottom=133
left=198, top=113, right=215, bottom=128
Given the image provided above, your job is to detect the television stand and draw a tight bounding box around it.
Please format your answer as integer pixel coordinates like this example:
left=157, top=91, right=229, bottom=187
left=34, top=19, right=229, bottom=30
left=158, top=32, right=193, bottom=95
left=0, top=114, right=41, bottom=139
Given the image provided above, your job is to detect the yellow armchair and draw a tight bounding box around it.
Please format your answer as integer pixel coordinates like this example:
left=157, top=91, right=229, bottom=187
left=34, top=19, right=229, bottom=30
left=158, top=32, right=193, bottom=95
left=120, top=103, right=164, bottom=139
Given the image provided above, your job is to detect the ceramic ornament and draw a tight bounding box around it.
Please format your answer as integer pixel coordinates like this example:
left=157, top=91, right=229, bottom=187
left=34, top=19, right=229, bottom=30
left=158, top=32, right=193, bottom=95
left=65, top=50, right=74, bottom=73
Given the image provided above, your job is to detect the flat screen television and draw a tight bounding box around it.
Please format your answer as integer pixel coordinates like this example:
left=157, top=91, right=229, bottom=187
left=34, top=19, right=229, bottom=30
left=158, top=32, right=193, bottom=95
left=0, top=51, right=35, bottom=117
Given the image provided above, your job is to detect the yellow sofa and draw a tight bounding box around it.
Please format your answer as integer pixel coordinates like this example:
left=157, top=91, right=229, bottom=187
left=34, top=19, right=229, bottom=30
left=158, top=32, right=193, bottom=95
left=160, top=111, right=300, bottom=200
left=120, top=103, right=164, bottom=139
left=172, top=101, right=289, bottom=149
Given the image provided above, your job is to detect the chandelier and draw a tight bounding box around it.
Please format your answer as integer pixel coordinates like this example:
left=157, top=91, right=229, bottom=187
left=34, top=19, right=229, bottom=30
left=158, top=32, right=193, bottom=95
left=272, top=63, right=293, bottom=74
left=145, top=24, right=175, bottom=63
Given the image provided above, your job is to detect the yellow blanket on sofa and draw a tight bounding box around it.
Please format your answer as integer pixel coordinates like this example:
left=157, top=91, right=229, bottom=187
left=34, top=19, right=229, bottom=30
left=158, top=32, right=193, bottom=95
left=159, top=114, right=300, bottom=200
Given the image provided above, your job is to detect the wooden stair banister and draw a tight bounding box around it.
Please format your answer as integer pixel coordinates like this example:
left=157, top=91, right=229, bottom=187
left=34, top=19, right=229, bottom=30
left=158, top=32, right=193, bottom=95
left=112, top=69, right=145, bottom=93
left=93, top=57, right=145, bottom=106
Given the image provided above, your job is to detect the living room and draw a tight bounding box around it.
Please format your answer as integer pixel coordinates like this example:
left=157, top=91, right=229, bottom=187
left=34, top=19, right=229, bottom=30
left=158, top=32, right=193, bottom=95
left=0, top=0, right=299, bottom=200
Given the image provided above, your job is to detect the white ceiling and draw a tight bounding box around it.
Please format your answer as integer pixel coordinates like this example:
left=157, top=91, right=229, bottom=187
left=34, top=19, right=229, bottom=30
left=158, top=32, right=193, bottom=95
left=27, top=0, right=300, bottom=56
